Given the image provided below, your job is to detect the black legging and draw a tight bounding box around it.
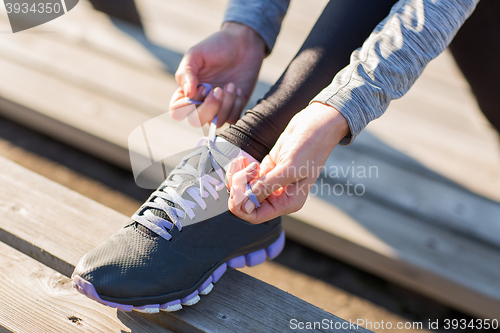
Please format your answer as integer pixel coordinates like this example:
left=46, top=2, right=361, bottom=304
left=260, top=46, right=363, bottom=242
left=220, top=0, right=400, bottom=161
left=449, top=0, right=500, bottom=134
left=220, top=0, right=500, bottom=162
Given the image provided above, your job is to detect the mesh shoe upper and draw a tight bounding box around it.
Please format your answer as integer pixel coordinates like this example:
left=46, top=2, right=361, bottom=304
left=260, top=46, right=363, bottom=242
left=73, top=130, right=282, bottom=305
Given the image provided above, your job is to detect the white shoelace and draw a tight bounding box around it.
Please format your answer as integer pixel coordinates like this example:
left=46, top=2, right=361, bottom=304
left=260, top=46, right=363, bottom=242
left=132, top=118, right=230, bottom=241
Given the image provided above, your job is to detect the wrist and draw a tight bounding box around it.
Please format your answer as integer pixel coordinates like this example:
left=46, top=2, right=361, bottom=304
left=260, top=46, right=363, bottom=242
left=309, top=102, right=350, bottom=146
left=221, top=22, right=266, bottom=56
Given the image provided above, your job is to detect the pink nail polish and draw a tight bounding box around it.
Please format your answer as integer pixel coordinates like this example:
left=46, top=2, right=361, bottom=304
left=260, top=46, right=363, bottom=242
left=244, top=200, right=255, bottom=214
left=214, top=87, right=223, bottom=100
left=245, top=162, right=257, bottom=173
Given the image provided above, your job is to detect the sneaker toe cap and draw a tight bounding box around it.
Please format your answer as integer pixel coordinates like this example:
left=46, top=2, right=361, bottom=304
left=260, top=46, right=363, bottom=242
left=72, top=225, right=204, bottom=299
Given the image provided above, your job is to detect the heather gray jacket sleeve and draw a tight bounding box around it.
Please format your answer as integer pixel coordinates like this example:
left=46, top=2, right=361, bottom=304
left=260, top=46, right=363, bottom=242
left=311, top=0, right=479, bottom=145
left=223, top=0, right=290, bottom=53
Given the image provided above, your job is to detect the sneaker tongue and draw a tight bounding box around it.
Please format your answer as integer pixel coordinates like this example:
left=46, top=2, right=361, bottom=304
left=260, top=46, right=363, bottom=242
left=135, top=138, right=242, bottom=237
left=214, top=137, right=244, bottom=161
left=185, top=153, right=202, bottom=170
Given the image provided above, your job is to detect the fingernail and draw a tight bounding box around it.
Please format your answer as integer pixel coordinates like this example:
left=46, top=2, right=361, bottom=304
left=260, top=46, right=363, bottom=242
left=245, top=162, right=257, bottom=173
left=243, top=200, right=255, bottom=214
left=201, top=85, right=207, bottom=98
left=183, top=83, right=189, bottom=96
left=226, top=82, right=235, bottom=94
left=214, top=87, right=223, bottom=100
left=236, top=88, right=242, bottom=97
left=228, top=162, right=235, bottom=173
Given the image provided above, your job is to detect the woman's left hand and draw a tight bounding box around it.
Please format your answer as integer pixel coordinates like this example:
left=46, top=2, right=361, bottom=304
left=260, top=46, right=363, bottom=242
left=227, top=102, right=349, bottom=224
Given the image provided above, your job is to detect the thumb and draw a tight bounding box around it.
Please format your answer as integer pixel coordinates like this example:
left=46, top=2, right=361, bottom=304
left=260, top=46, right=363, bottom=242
left=175, top=53, right=199, bottom=99
left=249, top=163, right=297, bottom=205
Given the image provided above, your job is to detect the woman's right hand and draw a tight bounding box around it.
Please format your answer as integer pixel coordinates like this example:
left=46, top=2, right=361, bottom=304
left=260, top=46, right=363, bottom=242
left=169, top=22, right=266, bottom=128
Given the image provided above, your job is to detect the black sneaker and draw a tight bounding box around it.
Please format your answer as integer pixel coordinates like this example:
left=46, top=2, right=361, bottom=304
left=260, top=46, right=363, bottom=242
left=71, top=124, right=284, bottom=313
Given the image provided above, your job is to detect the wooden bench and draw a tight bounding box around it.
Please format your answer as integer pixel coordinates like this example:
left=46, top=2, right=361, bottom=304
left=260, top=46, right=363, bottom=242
left=0, top=155, right=367, bottom=332
left=0, top=0, right=499, bottom=320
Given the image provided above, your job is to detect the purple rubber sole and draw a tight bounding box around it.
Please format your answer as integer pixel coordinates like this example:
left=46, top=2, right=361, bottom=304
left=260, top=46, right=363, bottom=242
left=72, top=231, right=285, bottom=314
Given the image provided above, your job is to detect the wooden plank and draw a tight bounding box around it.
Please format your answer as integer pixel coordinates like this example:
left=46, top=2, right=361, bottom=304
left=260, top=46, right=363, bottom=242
left=0, top=0, right=498, bottom=201
left=0, top=1, right=201, bottom=171
left=0, top=16, right=176, bottom=117
left=2, top=0, right=497, bottom=199
left=361, top=50, right=500, bottom=202
left=325, top=143, right=500, bottom=247
left=0, top=156, right=367, bottom=333
left=0, top=50, right=201, bottom=171
left=0, top=241, right=173, bottom=333
left=0, top=0, right=497, bottom=199
left=0, top=0, right=499, bottom=320
left=284, top=194, right=500, bottom=320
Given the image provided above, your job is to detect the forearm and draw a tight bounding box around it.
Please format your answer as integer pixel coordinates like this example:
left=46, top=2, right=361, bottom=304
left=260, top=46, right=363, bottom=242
left=311, top=0, right=479, bottom=144
left=223, top=0, right=290, bottom=54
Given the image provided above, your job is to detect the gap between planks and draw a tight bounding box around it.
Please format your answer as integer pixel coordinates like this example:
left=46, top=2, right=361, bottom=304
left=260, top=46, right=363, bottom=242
left=0, top=0, right=498, bottom=321
left=0, top=156, right=368, bottom=333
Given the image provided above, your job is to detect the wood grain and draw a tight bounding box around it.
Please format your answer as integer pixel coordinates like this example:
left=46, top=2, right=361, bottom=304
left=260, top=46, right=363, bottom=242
left=0, top=241, right=172, bottom=333
left=284, top=193, right=500, bottom=319
left=0, top=156, right=366, bottom=333
left=0, top=0, right=499, bottom=321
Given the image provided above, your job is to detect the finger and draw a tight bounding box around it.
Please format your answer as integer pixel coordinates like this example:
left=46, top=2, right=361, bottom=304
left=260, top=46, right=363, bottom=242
left=169, top=87, right=186, bottom=112
left=227, top=88, right=245, bottom=124
left=175, top=53, right=199, bottom=99
left=229, top=178, right=310, bottom=224
left=216, top=83, right=236, bottom=127
left=230, top=161, right=260, bottom=206
left=189, top=87, right=224, bottom=127
left=258, top=154, right=277, bottom=176
left=169, top=88, right=196, bottom=121
left=239, top=163, right=299, bottom=215
left=193, top=84, right=209, bottom=101
left=170, top=85, right=207, bottom=121
left=225, top=156, right=245, bottom=189
left=185, top=84, right=209, bottom=105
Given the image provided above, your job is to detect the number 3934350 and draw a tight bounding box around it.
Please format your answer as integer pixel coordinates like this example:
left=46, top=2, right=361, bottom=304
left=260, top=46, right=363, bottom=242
left=3, top=0, right=79, bottom=33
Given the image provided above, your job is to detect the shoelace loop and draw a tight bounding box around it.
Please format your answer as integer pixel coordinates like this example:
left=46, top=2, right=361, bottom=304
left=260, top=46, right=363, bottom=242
left=133, top=117, right=230, bottom=241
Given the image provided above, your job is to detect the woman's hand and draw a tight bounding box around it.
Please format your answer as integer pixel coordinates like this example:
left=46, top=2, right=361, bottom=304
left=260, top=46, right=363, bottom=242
left=170, top=22, right=266, bottom=128
left=226, top=103, right=349, bottom=223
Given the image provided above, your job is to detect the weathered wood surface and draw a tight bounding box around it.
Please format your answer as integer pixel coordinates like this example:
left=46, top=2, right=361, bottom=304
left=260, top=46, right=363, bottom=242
left=0, top=156, right=368, bottom=333
left=0, top=1, right=202, bottom=171
left=0, top=0, right=499, bottom=320
left=284, top=194, right=500, bottom=319
left=0, top=241, right=173, bottom=333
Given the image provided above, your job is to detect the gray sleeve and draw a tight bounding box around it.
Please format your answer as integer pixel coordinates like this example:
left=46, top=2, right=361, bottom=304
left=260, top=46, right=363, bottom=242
left=223, top=0, right=290, bottom=54
left=311, top=0, right=479, bottom=145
